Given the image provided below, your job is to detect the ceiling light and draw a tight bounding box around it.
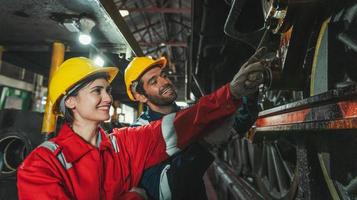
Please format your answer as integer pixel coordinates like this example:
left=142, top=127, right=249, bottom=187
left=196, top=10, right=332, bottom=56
left=79, top=17, right=96, bottom=33
left=78, top=17, right=96, bottom=45
left=94, top=56, right=105, bottom=67
left=78, top=33, right=92, bottom=45
left=119, top=10, right=129, bottom=17
left=167, top=69, right=173, bottom=74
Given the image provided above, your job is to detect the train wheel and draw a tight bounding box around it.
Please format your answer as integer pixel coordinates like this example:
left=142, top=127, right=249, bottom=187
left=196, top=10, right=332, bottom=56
left=310, top=3, right=357, bottom=198
left=227, top=137, right=258, bottom=182
left=318, top=134, right=357, bottom=199
left=255, top=138, right=298, bottom=199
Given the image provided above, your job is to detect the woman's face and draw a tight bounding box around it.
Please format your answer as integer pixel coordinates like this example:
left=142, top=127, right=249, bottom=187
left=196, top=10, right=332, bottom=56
left=67, top=78, right=112, bottom=123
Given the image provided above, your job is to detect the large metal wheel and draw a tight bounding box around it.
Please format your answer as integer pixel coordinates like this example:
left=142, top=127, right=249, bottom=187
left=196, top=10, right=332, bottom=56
left=311, top=3, right=357, bottom=199
left=318, top=134, right=357, bottom=200
left=255, top=139, right=298, bottom=199
left=226, top=137, right=256, bottom=179
left=222, top=136, right=299, bottom=199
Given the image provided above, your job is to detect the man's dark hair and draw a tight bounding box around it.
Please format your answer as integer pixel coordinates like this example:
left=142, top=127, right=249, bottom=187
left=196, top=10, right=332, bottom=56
left=134, top=79, right=146, bottom=96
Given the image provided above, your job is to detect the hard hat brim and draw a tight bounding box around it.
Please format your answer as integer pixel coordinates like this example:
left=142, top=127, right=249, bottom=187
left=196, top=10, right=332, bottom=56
left=137, top=57, right=167, bottom=78
left=53, top=66, right=118, bottom=115
left=64, top=66, right=119, bottom=94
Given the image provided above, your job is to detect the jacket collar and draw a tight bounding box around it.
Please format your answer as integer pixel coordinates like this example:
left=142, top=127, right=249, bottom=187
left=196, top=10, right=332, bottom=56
left=143, top=103, right=180, bottom=121
left=53, top=123, right=113, bottom=163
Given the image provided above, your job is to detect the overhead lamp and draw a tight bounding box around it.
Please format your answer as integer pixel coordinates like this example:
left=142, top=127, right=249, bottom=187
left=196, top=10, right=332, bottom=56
left=78, top=17, right=96, bottom=45
left=119, top=10, right=129, bottom=17
left=167, top=69, right=174, bottom=75
left=78, top=34, right=92, bottom=45
left=94, top=56, right=105, bottom=67
left=61, top=16, right=96, bottom=45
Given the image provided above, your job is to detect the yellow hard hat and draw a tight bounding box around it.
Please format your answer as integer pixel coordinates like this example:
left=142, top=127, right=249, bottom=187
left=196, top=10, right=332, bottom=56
left=49, top=57, right=118, bottom=114
left=124, top=56, right=167, bottom=101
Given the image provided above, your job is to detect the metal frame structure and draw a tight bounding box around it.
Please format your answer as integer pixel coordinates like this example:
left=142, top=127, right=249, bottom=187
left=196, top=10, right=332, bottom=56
left=114, top=0, right=191, bottom=99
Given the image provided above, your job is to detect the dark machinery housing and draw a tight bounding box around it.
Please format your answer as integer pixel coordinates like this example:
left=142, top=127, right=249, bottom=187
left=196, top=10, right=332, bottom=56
left=0, top=110, right=44, bottom=199
left=190, top=0, right=357, bottom=199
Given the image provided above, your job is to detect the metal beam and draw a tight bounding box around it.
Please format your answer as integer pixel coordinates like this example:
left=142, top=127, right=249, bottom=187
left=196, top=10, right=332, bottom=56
left=144, top=46, right=166, bottom=55
left=128, top=9, right=146, bottom=44
left=138, top=41, right=187, bottom=47
left=99, top=0, right=144, bottom=56
left=256, top=85, right=357, bottom=132
left=123, top=7, right=191, bottom=13
left=3, top=43, right=127, bottom=53
left=133, top=21, right=160, bottom=34
left=137, top=1, right=154, bottom=44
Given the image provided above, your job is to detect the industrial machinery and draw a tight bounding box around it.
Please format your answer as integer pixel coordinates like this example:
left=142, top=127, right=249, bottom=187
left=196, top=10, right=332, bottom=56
left=190, top=0, right=357, bottom=199
left=0, top=0, right=356, bottom=199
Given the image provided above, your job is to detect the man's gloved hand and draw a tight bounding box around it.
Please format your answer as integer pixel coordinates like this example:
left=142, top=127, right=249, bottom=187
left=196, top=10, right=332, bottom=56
left=230, top=47, right=269, bottom=99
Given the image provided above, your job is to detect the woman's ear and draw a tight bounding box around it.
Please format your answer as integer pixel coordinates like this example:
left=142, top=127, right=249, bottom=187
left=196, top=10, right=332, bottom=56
left=64, top=96, right=76, bottom=110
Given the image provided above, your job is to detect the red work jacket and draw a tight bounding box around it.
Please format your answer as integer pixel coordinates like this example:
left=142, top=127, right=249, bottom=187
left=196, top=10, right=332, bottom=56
left=17, top=84, right=241, bottom=200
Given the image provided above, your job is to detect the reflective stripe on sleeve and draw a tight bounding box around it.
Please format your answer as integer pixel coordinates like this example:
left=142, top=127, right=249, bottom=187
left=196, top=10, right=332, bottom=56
left=159, top=164, right=172, bottom=200
left=109, top=135, right=120, bottom=153
left=39, top=141, right=72, bottom=170
left=161, top=113, right=181, bottom=156
left=134, top=118, right=150, bottom=126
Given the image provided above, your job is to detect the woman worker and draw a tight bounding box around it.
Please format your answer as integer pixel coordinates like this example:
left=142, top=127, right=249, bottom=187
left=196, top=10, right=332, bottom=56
left=17, top=50, right=267, bottom=199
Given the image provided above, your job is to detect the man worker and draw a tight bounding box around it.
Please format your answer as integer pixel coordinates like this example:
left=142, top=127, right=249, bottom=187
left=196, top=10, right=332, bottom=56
left=124, top=49, right=263, bottom=200
left=17, top=47, right=267, bottom=199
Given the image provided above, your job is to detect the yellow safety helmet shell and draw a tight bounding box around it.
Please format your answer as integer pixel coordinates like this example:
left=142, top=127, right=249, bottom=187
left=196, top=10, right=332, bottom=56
left=124, top=56, right=167, bottom=101
left=49, top=57, right=118, bottom=115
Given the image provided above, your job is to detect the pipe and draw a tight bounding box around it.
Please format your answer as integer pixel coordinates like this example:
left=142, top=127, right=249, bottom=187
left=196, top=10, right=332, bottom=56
left=41, top=42, right=65, bottom=134
left=191, top=74, right=205, bottom=97
left=346, top=177, right=357, bottom=195
left=337, top=33, right=357, bottom=53
left=224, top=0, right=248, bottom=38
left=223, top=0, right=264, bottom=48
left=194, top=0, right=208, bottom=75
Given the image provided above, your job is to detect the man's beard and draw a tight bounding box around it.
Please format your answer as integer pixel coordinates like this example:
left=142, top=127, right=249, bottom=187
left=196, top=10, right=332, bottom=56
left=145, top=84, right=177, bottom=106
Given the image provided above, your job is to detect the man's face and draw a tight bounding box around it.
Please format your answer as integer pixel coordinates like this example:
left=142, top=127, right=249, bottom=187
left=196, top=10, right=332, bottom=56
left=139, top=67, right=177, bottom=106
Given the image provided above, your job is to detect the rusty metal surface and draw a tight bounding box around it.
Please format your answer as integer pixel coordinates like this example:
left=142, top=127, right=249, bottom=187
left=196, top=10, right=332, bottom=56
left=256, top=118, right=357, bottom=132
left=256, top=85, right=357, bottom=131
left=259, top=84, right=357, bottom=117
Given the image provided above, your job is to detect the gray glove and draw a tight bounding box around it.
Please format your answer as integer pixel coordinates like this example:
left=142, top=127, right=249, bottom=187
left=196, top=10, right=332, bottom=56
left=230, top=47, right=268, bottom=99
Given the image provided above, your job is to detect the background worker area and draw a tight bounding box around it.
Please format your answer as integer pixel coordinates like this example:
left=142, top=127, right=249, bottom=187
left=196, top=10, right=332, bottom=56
left=124, top=56, right=261, bottom=200
left=16, top=47, right=269, bottom=199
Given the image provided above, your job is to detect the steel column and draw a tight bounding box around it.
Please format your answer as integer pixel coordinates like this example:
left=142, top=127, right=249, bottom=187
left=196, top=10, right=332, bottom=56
left=41, top=42, right=65, bottom=134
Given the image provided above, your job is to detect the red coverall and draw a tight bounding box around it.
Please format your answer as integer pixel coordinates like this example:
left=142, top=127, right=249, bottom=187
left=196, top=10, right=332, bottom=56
left=17, top=84, right=241, bottom=200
